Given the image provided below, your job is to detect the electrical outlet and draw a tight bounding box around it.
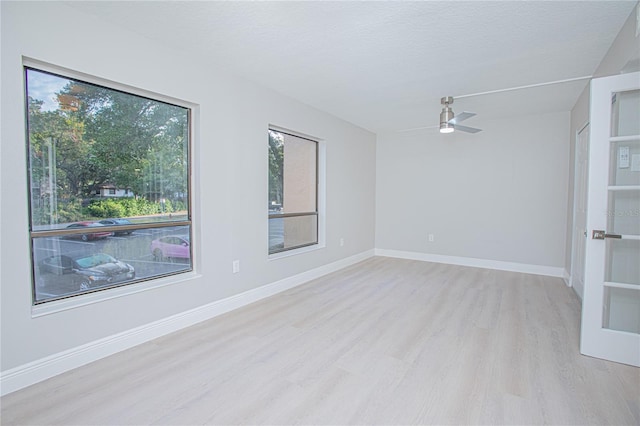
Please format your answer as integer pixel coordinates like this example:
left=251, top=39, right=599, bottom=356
left=232, top=260, right=240, bottom=274
left=340, top=238, right=344, bottom=247
left=428, top=233, right=434, bottom=242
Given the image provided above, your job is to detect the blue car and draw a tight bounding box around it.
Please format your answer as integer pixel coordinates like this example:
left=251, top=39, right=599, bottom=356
left=98, top=218, right=134, bottom=235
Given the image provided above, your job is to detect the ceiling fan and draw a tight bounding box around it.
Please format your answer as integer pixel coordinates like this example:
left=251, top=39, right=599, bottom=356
left=397, top=96, right=482, bottom=134
left=438, top=96, right=482, bottom=134
left=398, top=76, right=595, bottom=134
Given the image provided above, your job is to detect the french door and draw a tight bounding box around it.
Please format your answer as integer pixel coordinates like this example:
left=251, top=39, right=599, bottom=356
left=580, top=71, right=640, bottom=366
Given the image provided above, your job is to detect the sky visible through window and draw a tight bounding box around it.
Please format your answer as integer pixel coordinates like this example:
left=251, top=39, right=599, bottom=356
left=26, top=71, right=70, bottom=111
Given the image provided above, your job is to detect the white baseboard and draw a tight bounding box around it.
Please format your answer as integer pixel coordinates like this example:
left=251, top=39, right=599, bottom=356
left=0, top=249, right=374, bottom=396
left=563, top=269, right=571, bottom=287
left=375, top=249, right=565, bottom=278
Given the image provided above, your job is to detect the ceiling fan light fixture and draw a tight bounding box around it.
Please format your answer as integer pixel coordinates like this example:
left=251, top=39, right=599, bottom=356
left=440, top=122, right=455, bottom=133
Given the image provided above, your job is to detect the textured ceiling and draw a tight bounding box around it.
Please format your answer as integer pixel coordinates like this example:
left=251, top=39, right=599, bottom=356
left=66, top=1, right=637, bottom=133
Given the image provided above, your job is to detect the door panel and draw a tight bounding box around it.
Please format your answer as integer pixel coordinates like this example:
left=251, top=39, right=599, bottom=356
left=581, top=72, right=640, bottom=366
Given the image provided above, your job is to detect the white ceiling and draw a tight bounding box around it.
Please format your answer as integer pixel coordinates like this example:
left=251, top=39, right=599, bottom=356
left=66, top=1, right=638, bottom=133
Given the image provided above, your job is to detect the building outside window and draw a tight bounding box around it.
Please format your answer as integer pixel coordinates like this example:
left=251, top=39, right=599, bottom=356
left=25, top=66, right=193, bottom=304
left=268, top=128, right=318, bottom=254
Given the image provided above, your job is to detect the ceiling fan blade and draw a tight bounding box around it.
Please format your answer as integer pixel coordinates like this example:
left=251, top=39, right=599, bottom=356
left=397, top=124, right=439, bottom=132
left=455, top=124, right=482, bottom=133
left=449, top=111, right=476, bottom=124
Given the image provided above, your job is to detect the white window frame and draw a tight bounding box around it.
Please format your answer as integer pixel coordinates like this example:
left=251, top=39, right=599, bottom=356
left=23, top=58, right=200, bottom=316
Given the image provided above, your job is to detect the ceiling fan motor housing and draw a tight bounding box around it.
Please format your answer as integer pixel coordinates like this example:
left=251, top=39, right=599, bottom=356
left=440, top=106, right=454, bottom=125
left=440, top=96, right=455, bottom=128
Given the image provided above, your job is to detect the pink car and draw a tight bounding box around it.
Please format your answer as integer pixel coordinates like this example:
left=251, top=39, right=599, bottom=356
left=150, top=235, right=190, bottom=260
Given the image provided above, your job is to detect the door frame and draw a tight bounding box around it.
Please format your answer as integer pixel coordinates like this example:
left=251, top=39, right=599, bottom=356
left=569, top=122, right=590, bottom=300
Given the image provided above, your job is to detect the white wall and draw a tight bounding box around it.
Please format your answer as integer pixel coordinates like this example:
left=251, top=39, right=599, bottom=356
left=1, top=2, right=375, bottom=374
left=376, top=112, right=570, bottom=270
left=565, top=4, right=640, bottom=293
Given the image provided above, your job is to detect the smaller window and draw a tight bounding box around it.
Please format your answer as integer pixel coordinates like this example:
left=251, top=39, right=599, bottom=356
left=268, top=129, right=318, bottom=254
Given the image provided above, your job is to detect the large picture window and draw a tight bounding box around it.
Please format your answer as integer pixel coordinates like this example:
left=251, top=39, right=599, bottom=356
left=25, top=66, right=192, bottom=304
left=268, top=129, right=318, bottom=254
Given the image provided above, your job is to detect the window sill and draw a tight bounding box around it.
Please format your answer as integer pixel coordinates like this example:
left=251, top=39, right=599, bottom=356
left=268, top=243, right=325, bottom=261
left=31, top=271, right=201, bottom=318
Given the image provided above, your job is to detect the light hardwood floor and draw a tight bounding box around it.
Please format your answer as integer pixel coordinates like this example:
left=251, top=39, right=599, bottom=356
left=2, top=257, right=639, bottom=425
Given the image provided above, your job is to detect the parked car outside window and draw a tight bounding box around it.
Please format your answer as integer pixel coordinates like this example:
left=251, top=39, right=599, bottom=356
left=66, top=222, right=113, bottom=241
left=150, top=236, right=190, bottom=261
left=98, top=218, right=134, bottom=235
left=38, top=253, right=135, bottom=291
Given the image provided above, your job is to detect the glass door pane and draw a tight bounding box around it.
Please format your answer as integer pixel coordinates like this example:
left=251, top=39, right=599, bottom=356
left=605, top=239, right=640, bottom=285
left=611, top=90, right=640, bottom=137
left=608, top=139, right=640, bottom=186
left=603, top=287, right=640, bottom=333
left=604, top=89, right=640, bottom=332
